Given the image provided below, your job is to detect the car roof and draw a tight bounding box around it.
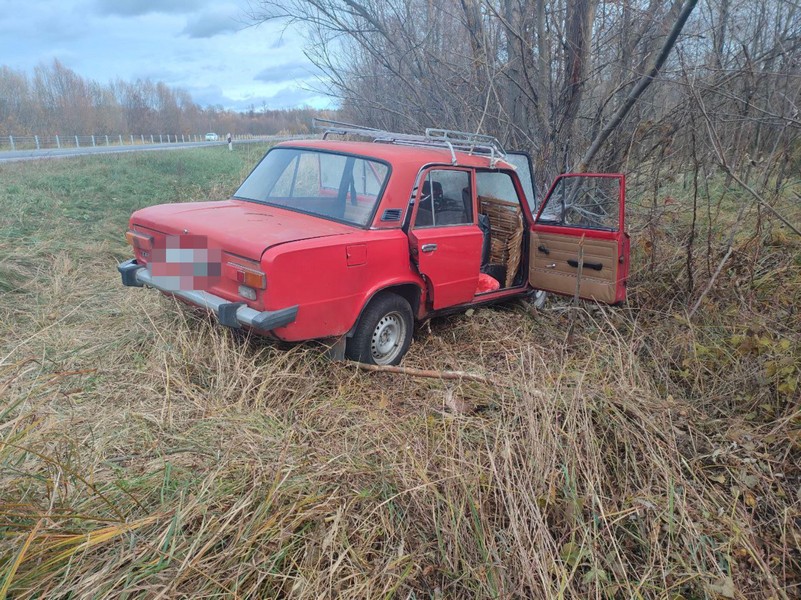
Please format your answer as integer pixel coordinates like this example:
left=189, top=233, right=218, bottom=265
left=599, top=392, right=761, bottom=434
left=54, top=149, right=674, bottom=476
left=276, top=139, right=516, bottom=170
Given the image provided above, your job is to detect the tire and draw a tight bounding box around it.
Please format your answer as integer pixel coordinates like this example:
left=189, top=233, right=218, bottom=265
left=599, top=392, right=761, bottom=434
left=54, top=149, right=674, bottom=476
left=346, top=293, right=413, bottom=365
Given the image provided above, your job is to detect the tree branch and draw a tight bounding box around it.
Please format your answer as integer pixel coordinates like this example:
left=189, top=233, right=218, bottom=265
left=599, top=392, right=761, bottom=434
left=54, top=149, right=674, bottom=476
left=575, top=0, right=699, bottom=173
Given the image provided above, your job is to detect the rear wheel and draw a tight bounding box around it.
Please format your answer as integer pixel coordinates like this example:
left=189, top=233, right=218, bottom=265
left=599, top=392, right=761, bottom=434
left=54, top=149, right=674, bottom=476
left=346, top=293, right=413, bottom=365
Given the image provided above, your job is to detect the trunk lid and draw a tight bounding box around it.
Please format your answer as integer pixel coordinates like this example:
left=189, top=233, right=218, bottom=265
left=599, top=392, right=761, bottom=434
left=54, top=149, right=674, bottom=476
left=131, top=199, right=355, bottom=260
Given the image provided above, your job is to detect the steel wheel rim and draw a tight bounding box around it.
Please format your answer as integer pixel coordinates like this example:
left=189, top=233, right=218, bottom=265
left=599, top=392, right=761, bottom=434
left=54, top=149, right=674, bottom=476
left=371, top=311, right=406, bottom=364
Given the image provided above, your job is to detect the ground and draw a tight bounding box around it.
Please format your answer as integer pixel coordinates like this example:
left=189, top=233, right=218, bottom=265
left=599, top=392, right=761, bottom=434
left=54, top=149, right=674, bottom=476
left=0, top=146, right=799, bottom=598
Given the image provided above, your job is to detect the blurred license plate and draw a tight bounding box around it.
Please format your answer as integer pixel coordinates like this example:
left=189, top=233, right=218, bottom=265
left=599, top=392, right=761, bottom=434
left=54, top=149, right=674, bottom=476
left=149, top=235, right=222, bottom=291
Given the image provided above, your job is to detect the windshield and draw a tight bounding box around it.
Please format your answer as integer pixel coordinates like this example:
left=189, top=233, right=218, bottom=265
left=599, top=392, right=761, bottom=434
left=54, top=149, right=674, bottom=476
left=234, top=148, right=390, bottom=227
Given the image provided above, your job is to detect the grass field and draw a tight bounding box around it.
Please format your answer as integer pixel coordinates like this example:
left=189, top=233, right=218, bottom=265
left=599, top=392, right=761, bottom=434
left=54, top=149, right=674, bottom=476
left=1, top=147, right=799, bottom=598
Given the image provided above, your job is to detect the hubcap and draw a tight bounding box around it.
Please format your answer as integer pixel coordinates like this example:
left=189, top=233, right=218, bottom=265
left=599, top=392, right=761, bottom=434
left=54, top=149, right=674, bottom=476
left=371, top=311, right=406, bottom=364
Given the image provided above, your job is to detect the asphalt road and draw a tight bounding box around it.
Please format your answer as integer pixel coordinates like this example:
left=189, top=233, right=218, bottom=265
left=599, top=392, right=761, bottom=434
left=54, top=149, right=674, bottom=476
left=0, top=136, right=297, bottom=164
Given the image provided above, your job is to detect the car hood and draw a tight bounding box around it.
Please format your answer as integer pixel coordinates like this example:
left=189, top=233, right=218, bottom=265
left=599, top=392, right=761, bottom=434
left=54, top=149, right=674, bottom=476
left=131, top=199, right=356, bottom=259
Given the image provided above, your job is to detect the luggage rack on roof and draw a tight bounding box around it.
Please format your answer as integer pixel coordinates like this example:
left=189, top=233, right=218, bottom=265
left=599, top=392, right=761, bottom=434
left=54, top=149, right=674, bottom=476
left=312, top=118, right=506, bottom=167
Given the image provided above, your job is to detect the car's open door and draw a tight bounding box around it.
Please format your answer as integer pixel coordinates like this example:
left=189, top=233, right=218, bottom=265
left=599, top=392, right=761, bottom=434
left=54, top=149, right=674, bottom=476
left=529, top=174, right=628, bottom=304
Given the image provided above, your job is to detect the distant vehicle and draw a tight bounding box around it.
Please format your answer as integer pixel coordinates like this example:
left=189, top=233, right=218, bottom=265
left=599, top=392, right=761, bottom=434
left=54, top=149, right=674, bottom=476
left=205, top=133, right=219, bottom=141
left=119, top=119, right=629, bottom=365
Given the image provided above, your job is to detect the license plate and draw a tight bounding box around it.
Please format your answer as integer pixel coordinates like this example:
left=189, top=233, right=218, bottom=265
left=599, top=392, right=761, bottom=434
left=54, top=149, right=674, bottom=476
left=149, top=235, right=222, bottom=291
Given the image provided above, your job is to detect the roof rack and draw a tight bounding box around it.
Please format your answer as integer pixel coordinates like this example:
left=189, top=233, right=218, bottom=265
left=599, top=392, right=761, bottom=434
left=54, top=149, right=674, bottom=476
left=312, top=118, right=506, bottom=167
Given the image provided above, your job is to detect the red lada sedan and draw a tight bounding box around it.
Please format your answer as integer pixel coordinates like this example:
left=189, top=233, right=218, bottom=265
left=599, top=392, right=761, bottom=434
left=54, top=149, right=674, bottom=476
left=119, top=121, right=628, bottom=365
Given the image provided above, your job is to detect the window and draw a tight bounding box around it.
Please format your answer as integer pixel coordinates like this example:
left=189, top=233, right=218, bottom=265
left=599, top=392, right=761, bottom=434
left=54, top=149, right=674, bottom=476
left=504, top=153, right=536, bottom=211
left=234, top=148, right=390, bottom=227
left=414, top=169, right=473, bottom=228
left=537, top=176, right=620, bottom=231
left=476, top=171, right=519, bottom=204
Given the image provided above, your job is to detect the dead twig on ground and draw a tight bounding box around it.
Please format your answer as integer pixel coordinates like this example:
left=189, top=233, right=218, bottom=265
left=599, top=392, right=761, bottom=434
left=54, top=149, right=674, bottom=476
left=350, top=362, right=495, bottom=385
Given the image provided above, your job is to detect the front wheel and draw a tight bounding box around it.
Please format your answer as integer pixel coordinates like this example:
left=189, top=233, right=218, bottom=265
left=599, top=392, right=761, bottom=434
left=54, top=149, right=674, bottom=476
left=346, top=293, right=413, bottom=365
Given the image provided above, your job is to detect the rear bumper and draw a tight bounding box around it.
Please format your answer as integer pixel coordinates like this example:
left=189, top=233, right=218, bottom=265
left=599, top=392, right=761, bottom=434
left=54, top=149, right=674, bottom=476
left=117, top=258, right=298, bottom=332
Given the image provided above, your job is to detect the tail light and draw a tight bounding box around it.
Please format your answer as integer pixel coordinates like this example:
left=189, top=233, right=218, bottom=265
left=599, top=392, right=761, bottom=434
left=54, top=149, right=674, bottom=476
left=230, top=264, right=266, bottom=289
left=126, top=230, right=154, bottom=250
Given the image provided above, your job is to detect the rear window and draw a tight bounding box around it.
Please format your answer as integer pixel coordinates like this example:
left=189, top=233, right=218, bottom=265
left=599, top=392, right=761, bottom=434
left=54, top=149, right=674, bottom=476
left=234, top=148, right=390, bottom=227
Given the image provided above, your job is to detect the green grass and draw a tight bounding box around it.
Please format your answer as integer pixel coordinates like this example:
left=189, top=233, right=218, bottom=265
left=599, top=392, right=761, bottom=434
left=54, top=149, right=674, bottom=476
left=0, top=144, right=269, bottom=251
left=0, top=148, right=799, bottom=598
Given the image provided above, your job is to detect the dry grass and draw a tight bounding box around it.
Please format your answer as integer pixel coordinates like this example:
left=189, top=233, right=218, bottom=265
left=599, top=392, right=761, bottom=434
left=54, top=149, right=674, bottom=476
left=1, top=150, right=799, bottom=598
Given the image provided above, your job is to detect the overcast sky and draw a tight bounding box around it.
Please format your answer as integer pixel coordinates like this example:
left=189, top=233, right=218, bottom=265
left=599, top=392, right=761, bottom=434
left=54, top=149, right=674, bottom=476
left=0, top=0, right=331, bottom=111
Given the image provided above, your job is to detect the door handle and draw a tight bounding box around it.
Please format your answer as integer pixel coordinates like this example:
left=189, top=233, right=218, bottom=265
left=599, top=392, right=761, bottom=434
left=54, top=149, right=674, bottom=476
left=567, top=259, right=603, bottom=271
left=421, top=243, right=438, bottom=253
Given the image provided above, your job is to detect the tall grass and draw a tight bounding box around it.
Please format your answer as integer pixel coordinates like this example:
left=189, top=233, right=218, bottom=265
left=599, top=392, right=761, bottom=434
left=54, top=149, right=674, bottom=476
left=1, top=148, right=799, bottom=598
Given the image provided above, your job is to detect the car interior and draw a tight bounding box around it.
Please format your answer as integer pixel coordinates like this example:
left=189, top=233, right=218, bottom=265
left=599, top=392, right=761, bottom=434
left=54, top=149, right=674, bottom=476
left=473, top=170, right=527, bottom=291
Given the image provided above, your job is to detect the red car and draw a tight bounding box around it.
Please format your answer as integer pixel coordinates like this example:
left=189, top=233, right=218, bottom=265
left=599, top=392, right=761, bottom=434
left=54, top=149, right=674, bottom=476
left=118, top=121, right=629, bottom=365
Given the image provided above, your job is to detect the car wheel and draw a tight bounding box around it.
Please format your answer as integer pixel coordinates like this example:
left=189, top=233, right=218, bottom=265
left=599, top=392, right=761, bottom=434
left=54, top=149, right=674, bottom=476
left=346, top=293, right=413, bottom=365
left=529, top=289, right=548, bottom=309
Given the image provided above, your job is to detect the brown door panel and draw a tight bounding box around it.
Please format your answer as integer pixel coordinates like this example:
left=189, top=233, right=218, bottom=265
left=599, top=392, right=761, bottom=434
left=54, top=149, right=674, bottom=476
left=529, top=232, right=619, bottom=303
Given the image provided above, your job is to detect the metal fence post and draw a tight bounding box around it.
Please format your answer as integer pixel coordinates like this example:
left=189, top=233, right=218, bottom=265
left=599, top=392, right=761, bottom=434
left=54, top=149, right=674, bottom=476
left=159, top=134, right=162, bottom=143
left=35, top=135, right=40, bottom=150
left=92, top=135, right=96, bottom=147
left=75, top=135, right=80, bottom=148
left=105, top=135, right=109, bottom=146
left=150, top=135, right=154, bottom=143
left=56, top=135, right=60, bottom=149
left=9, top=136, right=14, bottom=151
left=119, top=134, right=123, bottom=145
left=167, top=134, right=171, bottom=143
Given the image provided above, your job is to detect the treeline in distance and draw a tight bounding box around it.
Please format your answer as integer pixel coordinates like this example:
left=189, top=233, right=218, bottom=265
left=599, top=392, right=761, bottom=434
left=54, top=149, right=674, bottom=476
left=0, top=59, right=333, bottom=136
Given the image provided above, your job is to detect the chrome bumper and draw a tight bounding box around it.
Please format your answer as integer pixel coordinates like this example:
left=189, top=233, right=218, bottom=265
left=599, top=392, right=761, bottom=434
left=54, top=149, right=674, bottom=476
left=117, top=258, right=297, bottom=332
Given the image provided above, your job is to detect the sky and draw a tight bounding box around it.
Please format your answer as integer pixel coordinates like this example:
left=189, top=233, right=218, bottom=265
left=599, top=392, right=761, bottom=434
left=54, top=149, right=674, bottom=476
left=0, top=0, right=331, bottom=111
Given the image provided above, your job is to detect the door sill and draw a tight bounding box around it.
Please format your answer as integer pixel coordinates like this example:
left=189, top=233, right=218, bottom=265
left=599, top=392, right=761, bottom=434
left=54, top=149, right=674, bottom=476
left=471, top=285, right=527, bottom=302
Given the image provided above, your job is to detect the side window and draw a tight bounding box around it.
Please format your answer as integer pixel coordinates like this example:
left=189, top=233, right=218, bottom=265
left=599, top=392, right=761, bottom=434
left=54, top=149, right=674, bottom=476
left=414, top=169, right=473, bottom=228
left=538, top=176, right=620, bottom=230
left=503, top=153, right=536, bottom=211
left=475, top=171, right=520, bottom=204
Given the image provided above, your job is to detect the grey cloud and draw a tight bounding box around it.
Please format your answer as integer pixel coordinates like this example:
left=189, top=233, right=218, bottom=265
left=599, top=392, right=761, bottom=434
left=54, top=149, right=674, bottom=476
left=186, top=84, right=228, bottom=108
left=254, top=62, right=321, bottom=84
left=187, top=83, right=328, bottom=111
left=95, top=0, right=205, bottom=17
left=261, top=86, right=327, bottom=109
left=182, top=7, right=241, bottom=38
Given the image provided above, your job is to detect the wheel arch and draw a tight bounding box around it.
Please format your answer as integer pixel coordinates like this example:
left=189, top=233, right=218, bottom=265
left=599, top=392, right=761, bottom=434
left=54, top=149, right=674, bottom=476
left=347, top=282, right=422, bottom=338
